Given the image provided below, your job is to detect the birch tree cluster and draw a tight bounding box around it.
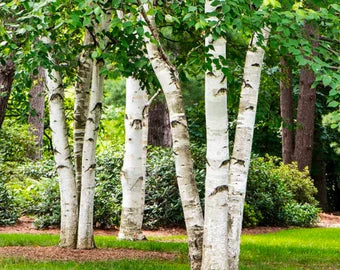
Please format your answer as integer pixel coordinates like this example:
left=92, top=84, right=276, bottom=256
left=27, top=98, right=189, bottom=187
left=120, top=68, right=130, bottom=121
left=0, top=0, right=339, bottom=269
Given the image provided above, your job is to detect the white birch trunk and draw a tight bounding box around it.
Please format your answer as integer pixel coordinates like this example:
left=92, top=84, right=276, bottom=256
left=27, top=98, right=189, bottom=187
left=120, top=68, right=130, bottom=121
left=76, top=11, right=111, bottom=249
left=140, top=4, right=204, bottom=269
left=201, top=1, right=229, bottom=269
left=227, top=28, right=270, bottom=269
left=43, top=37, right=78, bottom=247
left=74, top=30, right=92, bottom=204
left=77, top=59, right=104, bottom=249
left=118, top=77, right=148, bottom=240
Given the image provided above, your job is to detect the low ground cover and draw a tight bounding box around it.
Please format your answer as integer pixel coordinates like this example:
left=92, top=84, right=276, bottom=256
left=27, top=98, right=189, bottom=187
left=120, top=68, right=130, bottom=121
left=0, top=228, right=339, bottom=269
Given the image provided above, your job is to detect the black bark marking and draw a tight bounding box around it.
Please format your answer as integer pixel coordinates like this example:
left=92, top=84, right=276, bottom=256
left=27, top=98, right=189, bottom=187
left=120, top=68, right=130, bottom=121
left=209, top=185, right=228, bottom=197
left=220, top=75, right=226, bottom=83
left=92, top=102, right=102, bottom=112
left=171, top=120, right=186, bottom=128
left=251, top=63, right=260, bottom=67
left=57, top=165, right=68, bottom=169
left=131, top=119, right=142, bottom=129
left=87, top=118, right=95, bottom=123
left=233, top=159, right=245, bottom=166
left=246, top=106, right=254, bottom=110
left=49, top=93, right=63, bottom=101
left=219, top=159, right=230, bottom=168
left=85, top=163, right=96, bottom=172
left=88, top=138, right=94, bottom=142
left=243, top=79, right=253, bottom=88
left=206, top=158, right=211, bottom=167
left=214, top=88, right=227, bottom=96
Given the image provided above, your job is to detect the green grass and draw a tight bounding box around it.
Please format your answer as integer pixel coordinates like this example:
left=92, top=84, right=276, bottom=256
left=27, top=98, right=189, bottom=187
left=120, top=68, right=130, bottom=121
left=0, top=228, right=339, bottom=269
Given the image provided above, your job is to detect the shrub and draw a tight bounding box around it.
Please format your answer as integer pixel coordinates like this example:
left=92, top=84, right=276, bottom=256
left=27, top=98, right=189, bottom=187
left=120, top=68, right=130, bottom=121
left=0, top=121, right=37, bottom=162
left=27, top=145, right=205, bottom=229
left=94, top=149, right=123, bottom=228
left=3, top=143, right=319, bottom=229
left=281, top=202, right=319, bottom=227
left=0, top=181, right=19, bottom=226
left=32, top=178, right=61, bottom=229
left=244, top=156, right=319, bottom=227
left=272, top=162, right=318, bottom=205
left=144, top=147, right=183, bottom=228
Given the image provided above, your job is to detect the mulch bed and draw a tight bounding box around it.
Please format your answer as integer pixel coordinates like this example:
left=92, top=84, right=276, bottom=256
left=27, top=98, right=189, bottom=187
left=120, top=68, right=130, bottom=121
left=0, top=213, right=339, bottom=237
left=0, top=246, right=177, bottom=262
left=0, top=216, right=187, bottom=237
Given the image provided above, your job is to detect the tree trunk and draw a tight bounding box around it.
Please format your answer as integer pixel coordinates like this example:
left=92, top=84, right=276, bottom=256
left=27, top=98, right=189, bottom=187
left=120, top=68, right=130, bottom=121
left=293, top=23, right=318, bottom=172
left=74, top=30, right=92, bottom=204
left=118, top=77, right=148, bottom=240
left=147, top=102, right=172, bottom=147
left=227, top=28, right=270, bottom=270
left=0, top=60, right=15, bottom=129
left=311, top=127, right=328, bottom=211
left=28, top=67, right=45, bottom=160
left=280, top=56, right=294, bottom=164
left=77, top=10, right=111, bottom=249
left=141, top=5, right=204, bottom=269
left=201, top=1, right=229, bottom=269
left=44, top=47, right=78, bottom=248
left=312, top=149, right=328, bottom=211
left=77, top=59, right=104, bottom=249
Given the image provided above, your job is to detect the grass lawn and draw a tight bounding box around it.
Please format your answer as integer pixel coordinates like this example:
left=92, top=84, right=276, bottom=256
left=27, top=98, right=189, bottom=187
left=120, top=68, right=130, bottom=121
left=0, top=228, right=339, bottom=269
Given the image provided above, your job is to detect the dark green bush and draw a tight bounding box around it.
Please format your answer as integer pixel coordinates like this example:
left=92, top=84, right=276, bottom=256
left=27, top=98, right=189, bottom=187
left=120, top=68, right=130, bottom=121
left=281, top=202, right=319, bottom=227
left=0, top=181, right=19, bottom=226
left=33, top=178, right=61, bottom=229
left=94, top=149, right=123, bottom=228
left=244, top=156, right=319, bottom=227
left=2, top=143, right=319, bottom=229
left=0, top=121, right=37, bottom=162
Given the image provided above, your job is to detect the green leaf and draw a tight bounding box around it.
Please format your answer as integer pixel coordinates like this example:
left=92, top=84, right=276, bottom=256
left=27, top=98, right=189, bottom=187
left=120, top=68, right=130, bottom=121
left=322, top=75, right=332, bottom=86
left=328, top=101, right=339, bottom=108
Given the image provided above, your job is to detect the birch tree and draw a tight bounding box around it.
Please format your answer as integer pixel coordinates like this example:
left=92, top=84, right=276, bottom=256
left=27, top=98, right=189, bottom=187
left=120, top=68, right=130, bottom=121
left=227, top=28, right=270, bottom=269
left=139, top=2, right=204, bottom=269
left=118, top=77, right=148, bottom=240
left=74, top=30, right=92, bottom=202
left=43, top=37, right=78, bottom=248
left=77, top=10, right=112, bottom=249
left=201, top=0, right=229, bottom=269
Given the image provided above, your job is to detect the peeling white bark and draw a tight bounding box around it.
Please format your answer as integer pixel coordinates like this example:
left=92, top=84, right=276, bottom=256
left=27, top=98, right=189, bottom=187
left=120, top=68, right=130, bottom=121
left=118, top=77, right=148, bottom=240
left=227, top=28, right=270, bottom=270
left=76, top=11, right=111, bottom=249
left=74, top=30, right=92, bottom=204
left=43, top=37, right=78, bottom=248
left=201, top=1, right=229, bottom=269
left=77, top=58, right=104, bottom=249
left=140, top=4, right=204, bottom=269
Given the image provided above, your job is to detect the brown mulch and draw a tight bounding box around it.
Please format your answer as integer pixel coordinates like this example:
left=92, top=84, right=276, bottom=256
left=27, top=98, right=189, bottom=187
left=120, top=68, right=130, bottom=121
left=1, top=213, right=339, bottom=237
left=242, top=226, right=286, bottom=234
left=0, top=246, right=177, bottom=262
left=317, top=213, right=340, bottom=228
left=0, top=217, right=186, bottom=237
